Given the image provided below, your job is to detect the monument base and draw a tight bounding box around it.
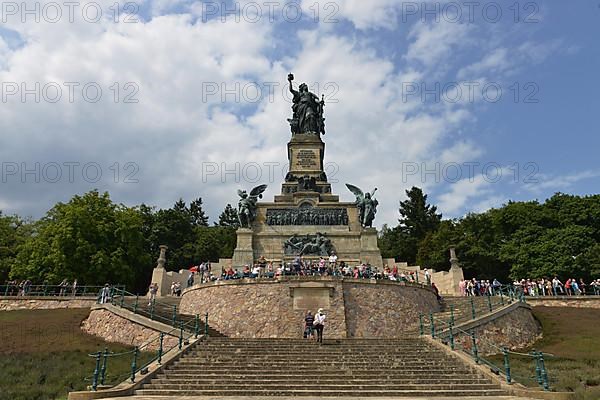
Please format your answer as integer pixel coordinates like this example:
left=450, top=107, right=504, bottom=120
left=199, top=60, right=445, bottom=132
left=232, top=228, right=254, bottom=267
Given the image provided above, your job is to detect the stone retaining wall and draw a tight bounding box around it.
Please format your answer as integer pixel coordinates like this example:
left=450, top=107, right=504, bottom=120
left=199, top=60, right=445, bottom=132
left=343, top=283, right=438, bottom=337
left=527, top=297, right=600, bottom=309
left=179, top=278, right=440, bottom=338
left=0, top=297, right=96, bottom=311
left=82, top=308, right=178, bottom=351
left=453, top=303, right=541, bottom=355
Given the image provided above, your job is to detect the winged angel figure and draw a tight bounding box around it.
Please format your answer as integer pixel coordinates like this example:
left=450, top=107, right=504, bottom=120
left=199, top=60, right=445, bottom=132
left=346, top=184, right=378, bottom=228
left=237, top=184, right=268, bottom=228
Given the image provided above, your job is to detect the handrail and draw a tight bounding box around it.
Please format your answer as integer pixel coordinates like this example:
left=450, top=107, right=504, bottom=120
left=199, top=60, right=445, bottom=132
left=0, top=284, right=124, bottom=298
left=418, top=288, right=551, bottom=391
left=105, top=287, right=206, bottom=333
left=85, top=311, right=207, bottom=391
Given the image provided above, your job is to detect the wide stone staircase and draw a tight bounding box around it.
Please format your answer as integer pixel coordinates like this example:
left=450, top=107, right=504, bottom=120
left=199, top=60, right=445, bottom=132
left=135, top=337, right=508, bottom=397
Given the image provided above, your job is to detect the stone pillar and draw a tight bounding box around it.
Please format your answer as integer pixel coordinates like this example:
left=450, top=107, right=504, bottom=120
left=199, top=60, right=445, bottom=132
left=157, top=245, right=168, bottom=269
left=232, top=228, right=255, bottom=267
left=450, top=247, right=459, bottom=269
left=360, top=228, right=383, bottom=267
left=150, top=245, right=169, bottom=297
left=448, top=247, right=464, bottom=295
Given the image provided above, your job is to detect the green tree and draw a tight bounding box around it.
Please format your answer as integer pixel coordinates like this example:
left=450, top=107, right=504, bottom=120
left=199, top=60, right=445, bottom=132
left=11, top=191, right=149, bottom=288
left=190, top=197, right=209, bottom=227
left=393, top=187, right=442, bottom=264
left=0, top=213, right=33, bottom=282
left=195, top=226, right=237, bottom=262
left=399, top=187, right=442, bottom=239
left=216, top=204, right=239, bottom=227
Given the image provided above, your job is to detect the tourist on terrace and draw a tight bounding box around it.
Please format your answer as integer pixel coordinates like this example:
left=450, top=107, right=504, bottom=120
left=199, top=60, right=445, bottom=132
left=148, top=283, right=158, bottom=305
left=571, top=278, right=581, bottom=295
left=579, top=278, right=587, bottom=295
left=314, top=308, right=326, bottom=344
left=100, top=283, right=111, bottom=304
left=328, top=252, right=337, bottom=268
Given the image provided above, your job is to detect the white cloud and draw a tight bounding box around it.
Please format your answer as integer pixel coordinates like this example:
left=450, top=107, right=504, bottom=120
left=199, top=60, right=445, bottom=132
left=406, top=20, right=474, bottom=70
left=301, top=0, right=400, bottom=30
left=0, top=0, right=578, bottom=228
left=525, top=170, right=600, bottom=195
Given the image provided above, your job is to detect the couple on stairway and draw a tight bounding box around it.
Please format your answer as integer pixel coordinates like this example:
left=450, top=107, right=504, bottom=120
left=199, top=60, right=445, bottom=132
left=304, top=308, right=326, bottom=343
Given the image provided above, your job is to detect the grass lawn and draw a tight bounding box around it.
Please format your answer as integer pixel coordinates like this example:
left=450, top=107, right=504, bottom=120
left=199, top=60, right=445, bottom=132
left=491, top=306, right=600, bottom=400
left=0, top=308, right=145, bottom=400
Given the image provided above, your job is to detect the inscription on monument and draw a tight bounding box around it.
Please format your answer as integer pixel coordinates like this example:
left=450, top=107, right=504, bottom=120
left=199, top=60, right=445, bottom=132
left=292, top=287, right=331, bottom=311
left=293, top=148, right=319, bottom=170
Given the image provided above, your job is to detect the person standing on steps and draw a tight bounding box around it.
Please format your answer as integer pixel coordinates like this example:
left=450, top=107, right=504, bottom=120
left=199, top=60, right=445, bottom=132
left=314, top=308, right=326, bottom=344
left=304, top=311, right=315, bottom=340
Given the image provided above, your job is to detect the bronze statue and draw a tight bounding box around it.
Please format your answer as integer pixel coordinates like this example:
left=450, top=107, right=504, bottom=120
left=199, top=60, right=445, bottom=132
left=287, top=73, right=325, bottom=135
left=237, top=184, right=267, bottom=228
left=346, top=184, right=379, bottom=228
left=284, top=232, right=333, bottom=256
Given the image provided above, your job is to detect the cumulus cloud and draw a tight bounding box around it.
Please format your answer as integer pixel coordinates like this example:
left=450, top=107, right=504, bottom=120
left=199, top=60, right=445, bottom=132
left=0, top=0, right=580, bottom=226
left=405, top=20, right=474, bottom=70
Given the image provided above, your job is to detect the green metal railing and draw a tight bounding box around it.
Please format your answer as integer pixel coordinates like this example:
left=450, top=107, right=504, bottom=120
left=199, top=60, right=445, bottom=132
left=418, top=284, right=522, bottom=333
left=0, top=284, right=123, bottom=298
left=86, top=316, right=204, bottom=391
left=105, top=287, right=210, bottom=335
left=419, top=300, right=552, bottom=391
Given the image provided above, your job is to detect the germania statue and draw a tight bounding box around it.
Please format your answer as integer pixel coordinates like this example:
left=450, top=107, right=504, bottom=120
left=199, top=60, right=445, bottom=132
left=287, top=73, right=325, bottom=135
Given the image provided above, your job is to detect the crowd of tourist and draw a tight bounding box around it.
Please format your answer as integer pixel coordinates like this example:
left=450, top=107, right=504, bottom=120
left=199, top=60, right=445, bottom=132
left=458, top=277, right=600, bottom=296
left=2, top=279, right=80, bottom=296
left=209, top=256, right=433, bottom=285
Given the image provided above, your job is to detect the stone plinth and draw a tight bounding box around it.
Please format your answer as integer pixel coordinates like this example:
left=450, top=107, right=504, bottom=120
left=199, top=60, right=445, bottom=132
left=178, top=277, right=440, bottom=338
left=232, top=228, right=254, bottom=267
left=231, top=200, right=383, bottom=266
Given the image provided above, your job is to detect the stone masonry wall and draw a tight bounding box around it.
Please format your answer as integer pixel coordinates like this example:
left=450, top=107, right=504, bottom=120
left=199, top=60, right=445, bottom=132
left=344, top=283, right=440, bottom=337
left=179, top=280, right=439, bottom=338
left=179, top=282, right=347, bottom=338
left=526, top=297, right=600, bottom=309
left=455, top=305, right=541, bottom=356
left=82, top=308, right=178, bottom=351
left=0, top=298, right=96, bottom=311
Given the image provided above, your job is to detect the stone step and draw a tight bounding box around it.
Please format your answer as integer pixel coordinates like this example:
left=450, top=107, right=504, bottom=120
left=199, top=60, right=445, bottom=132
left=174, top=359, right=460, bottom=365
left=163, top=367, right=474, bottom=374
left=142, top=383, right=501, bottom=391
left=135, top=336, right=507, bottom=397
left=150, top=378, right=493, bottom=385
left=135, top=389, right=508, bottom=397
left=188, top=348, right=448, bottom=358
left=198, top=345, right=432, bottom=350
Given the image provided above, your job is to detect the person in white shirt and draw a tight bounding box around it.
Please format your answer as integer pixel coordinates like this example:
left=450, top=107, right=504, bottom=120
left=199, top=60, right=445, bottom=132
left=314, top=308, right=326, bottom=344
left=328, top=253, right=338, bottom=268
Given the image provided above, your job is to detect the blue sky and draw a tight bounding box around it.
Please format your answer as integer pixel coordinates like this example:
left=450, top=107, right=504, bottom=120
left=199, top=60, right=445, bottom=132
left=0, top=0, right=598, bottom=226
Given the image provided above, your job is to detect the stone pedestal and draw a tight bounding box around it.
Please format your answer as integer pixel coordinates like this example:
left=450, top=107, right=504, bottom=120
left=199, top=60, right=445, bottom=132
left=230, top=128, right=383, bottom=267
left=232, top=228, right=255, bottom=266
left=448, top=247, right=464, bottom=295
left=359, top=228, right=383, bottom=267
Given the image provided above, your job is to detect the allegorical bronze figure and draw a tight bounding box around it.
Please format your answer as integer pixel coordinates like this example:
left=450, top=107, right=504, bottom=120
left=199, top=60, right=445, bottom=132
left=237, top=184, right=267, bottom=228
left=287, top=73, right=325, bottom=135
